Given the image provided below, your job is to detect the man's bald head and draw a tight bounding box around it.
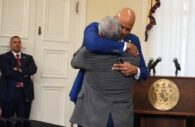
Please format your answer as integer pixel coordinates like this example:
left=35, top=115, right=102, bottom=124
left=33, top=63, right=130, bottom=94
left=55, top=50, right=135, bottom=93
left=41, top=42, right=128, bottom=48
left=115, top=8, right=135, bottom=31
left=115, top=8, right=136, bottom=38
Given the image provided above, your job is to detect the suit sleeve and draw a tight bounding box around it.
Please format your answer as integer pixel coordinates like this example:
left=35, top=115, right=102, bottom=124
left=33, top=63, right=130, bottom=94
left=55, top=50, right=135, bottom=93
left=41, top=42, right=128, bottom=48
left=83, top=22, right=125, bottom=54
left=133, top=36, right=148, bottom=81
left=71, top=47, right=87, bottom=70
left=1, top=55, right=23, bottom=81
left=20, top=56, right=37, bottom=76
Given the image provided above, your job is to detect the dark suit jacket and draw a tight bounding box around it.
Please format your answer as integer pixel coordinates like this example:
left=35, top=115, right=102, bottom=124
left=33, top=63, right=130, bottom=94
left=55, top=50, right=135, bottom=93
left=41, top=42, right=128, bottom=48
left=0, top=51, right=37, bottom=102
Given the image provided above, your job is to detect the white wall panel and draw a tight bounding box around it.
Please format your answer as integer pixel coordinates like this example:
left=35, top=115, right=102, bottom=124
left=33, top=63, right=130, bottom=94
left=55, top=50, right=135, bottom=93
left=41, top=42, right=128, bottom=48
left=42, top=49, right=68, bottom=78
left=43, top=0, right=70, bottom=42
left=0, top=0, right=30, bottom=37
left=0, top=45, right=9, bottom=53
left=42, top=87, right=66, bottom=125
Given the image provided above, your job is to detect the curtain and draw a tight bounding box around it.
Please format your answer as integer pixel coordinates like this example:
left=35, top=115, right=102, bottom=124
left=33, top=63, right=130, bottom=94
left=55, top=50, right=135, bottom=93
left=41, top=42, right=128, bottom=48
left=145, top=0, right=195, bottom=76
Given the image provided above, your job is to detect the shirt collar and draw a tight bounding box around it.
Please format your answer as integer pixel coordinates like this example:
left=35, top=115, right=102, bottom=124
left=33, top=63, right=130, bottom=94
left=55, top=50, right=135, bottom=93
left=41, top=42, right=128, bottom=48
left=12, top=51, right=21, bottom=57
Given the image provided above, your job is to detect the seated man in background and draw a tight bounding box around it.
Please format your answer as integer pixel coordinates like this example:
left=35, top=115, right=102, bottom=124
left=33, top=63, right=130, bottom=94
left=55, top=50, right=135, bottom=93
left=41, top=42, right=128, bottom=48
left=70, top=16, right=139, bottom=127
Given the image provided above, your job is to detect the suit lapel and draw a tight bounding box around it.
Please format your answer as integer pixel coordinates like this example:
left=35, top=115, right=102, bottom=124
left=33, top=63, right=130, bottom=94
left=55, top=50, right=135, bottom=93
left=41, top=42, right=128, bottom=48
left=21, top=53, right=24, bottom=65
left=21, top=53, right=28, bottom=66
left=8, top=51, right=17, bottom=66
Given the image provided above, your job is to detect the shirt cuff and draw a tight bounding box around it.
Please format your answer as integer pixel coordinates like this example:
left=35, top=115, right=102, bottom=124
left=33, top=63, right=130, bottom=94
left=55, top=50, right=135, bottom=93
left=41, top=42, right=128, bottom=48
left=134, top=67, right=140, bottom=80
left=123, top=42, right=127, bottom=52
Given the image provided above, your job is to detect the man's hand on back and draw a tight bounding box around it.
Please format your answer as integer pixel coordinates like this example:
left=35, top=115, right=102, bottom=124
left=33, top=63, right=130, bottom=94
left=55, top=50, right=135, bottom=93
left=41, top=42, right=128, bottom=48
left=126, top=43, right=138, bottom=57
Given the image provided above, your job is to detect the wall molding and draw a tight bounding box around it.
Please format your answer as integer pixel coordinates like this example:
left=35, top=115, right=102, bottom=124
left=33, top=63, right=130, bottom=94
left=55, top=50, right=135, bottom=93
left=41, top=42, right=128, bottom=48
left=0, top=0, right=30, bottom=38
left=41, top=48, right=68, bottom=78
left=42, top=0, right=70, bottom=42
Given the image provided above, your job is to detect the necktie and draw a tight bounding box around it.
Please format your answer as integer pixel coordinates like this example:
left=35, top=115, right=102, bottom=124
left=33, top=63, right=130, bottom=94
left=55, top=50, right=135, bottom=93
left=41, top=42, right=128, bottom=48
left=16, top=54, right=21, bottom=68
left=15, top=54, right=23, bottom=88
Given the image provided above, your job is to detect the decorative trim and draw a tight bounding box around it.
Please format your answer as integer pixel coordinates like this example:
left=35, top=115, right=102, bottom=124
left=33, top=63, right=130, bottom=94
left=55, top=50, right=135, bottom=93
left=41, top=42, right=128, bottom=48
left=145, top=0, right=161, bottom=41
